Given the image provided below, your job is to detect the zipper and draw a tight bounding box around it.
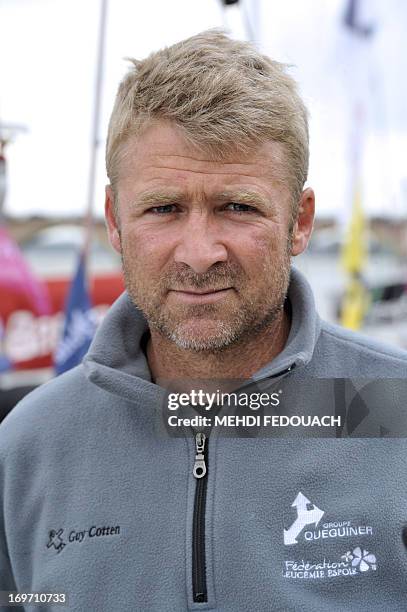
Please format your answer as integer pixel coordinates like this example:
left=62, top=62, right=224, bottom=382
left=192, top=431, right=208, bottom=603
left=189, top=368, right=295, bottom=603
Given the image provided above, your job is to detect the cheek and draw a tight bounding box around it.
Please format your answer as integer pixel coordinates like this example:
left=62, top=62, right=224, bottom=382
left=121, top=225, right=175, bottom=271
left=230, top=228, right=283, bottom=268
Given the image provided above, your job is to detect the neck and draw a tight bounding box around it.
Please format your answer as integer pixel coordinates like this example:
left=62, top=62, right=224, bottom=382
left=146, top=307, right=291, bottom=383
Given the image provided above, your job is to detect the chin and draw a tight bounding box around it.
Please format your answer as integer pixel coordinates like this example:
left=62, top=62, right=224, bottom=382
left=168, top=320, right=239, bottom=353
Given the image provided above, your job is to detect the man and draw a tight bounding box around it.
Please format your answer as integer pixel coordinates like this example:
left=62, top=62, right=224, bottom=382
left=1, top=30, right=407, bottom=612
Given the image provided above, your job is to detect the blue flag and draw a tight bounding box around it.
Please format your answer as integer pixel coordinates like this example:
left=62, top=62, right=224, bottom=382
left=343, top=0, right=375, bottom=38
left=0, top=317, right=11, bottom=373
left=54, top=253, right=96, bottom=375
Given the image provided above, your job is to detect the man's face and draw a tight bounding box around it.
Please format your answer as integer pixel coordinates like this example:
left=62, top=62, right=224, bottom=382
left=106, top=121, right=314, bottom=352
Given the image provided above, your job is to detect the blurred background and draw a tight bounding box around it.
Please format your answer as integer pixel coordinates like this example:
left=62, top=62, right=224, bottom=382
left=0, top=0, right=406, bottom=415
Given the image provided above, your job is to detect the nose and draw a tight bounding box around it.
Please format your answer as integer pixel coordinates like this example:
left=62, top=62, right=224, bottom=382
left=173, top=212, right=228, bottom=274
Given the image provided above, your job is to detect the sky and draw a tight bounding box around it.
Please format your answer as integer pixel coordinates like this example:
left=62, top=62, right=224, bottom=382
left=1, top=0, right=407, bottom=220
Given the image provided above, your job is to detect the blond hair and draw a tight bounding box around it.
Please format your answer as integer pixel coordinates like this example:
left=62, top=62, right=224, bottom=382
left=106, top=29, right=309, bottom=210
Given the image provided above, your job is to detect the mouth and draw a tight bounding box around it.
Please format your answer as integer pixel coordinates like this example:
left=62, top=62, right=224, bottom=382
left=168, top=287, right=233, bottom=304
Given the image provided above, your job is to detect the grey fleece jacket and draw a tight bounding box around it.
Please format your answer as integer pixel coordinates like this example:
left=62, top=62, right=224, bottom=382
left=1, top=268, right=407, bottom=612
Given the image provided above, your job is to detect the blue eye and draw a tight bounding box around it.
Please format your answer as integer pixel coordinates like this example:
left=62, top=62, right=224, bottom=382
left=148, top=204, right=177, bottom=214
left=225, top=203, right=256, bottom=213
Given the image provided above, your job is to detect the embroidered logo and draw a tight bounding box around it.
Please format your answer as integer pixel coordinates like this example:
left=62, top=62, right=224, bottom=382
left=283, top=492, right=373, bottom=546
left=282, top=492, right=377, bottom=581
left=347, top=547, right=377, bottom=572
left=47, top=529, right=66, bottom=553
left=46, top=525, right=121, bottom=554
left=283, top=545, right=378, bottom=580
left=284, top=492, right=324, bottom=545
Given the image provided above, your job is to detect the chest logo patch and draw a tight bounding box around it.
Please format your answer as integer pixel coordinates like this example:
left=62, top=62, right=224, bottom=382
left=46, top=525, right=121, bottom=554
left=282, top=492, right=377, bottom=581
left=284, top=492, right=324, bottom=545
left=283, top=492, right=373, bottom=547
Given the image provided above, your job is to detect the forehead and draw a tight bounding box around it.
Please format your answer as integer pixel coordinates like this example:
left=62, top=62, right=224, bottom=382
left=116, top=121, right=291, bottom=194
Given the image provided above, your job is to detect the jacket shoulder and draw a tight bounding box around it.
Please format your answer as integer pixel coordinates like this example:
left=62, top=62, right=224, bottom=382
left=313, top=320, right=407, bottom=376
left=0, top=366, right=94, bottom=458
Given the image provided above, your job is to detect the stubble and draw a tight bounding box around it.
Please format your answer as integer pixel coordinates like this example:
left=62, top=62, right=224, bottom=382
left=120, top=233, right=293, bottom=353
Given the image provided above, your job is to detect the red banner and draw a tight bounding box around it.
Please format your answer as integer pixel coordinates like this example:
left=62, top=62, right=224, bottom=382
left=1, top=273, right=124, bottom=370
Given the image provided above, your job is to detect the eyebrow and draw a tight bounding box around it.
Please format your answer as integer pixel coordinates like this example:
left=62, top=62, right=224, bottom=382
left=215, top=190, right=270, bottom=209
left=131, top=191, right=184, bottom=208
left=131, top=189, right=271, bottom=209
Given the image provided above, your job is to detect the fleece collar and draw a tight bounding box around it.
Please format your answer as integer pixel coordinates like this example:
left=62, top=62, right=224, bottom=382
left=252, top=267, right=321, bottom=381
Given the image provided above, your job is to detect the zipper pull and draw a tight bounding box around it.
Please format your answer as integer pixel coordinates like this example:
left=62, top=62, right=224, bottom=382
left=193, top=432, right=207, bottom=479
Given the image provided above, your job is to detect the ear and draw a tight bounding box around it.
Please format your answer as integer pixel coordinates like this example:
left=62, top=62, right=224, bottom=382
left=105, top=185, right=121, bottom=254
left=290, top=187, right=315, bottom=256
